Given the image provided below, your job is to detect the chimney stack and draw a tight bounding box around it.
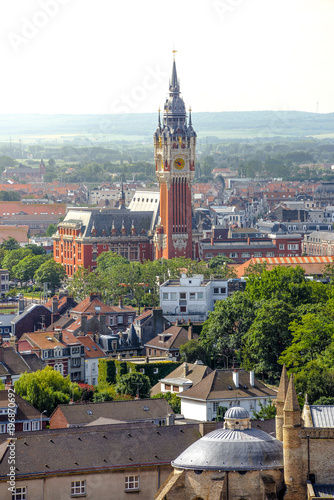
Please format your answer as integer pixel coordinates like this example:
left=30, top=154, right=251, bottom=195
left=166, top=413, right=175, bottom=426
left=54, top=329, right=62, bottom=342
left=233, top=369, right=239, bottom=388
left=183, top=362, right=189, bottom=377
left=99, top=314, right=106, bottom=336
left=188, top=324, right=193, bottom=340
left=51, top=296, right=58, bottom=315
left=18, top=299, right=25, bottom=315
left=118, top=297, right=123, bottom=309
left=250, top=370, right=255, bottom=387
left=81, top=314, right=88, bottom=336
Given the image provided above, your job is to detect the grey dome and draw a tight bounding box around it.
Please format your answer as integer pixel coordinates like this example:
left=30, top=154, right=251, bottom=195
left=225, top=406, right=249, bottom=419
left=314, top=182, right=334, bottom=194
left=172, top=427, right=283, bottom=471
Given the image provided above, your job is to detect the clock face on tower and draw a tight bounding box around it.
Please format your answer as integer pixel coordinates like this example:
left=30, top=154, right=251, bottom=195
left=174, top=158, right=185, bottom=170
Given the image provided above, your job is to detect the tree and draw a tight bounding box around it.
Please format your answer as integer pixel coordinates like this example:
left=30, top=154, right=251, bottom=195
left=179, top=339, right=208, bottom=365
left=251, top=397, right=277, bottom=420
left=152, top=392, right=181, bottom=414
left=208, top=255, right=237, bottom=279
left=242, top=300, right=294, bottom=381
left=0, top=191, right=20, bottom=201
left=45, top=224, right=57, bottom=237
left=115, top=372, right=151, bottom=399
left=13, top=254, right=48, bottom=284
left=2, top=247, right=33, bottom=277
left=68, top=266, right=101, bottom=300
left=313, top=396, right=334, bottom=405
left=244, top=266, right=316, bottom=309
left=14, top=366, right=81, bottom=415
left=279, top=312, right=334, bottom=371
left=34, top=259, right=66, bottom=292
left=1, top=237, right=20, bottom=251
left=294, top=359, right=334, bottom=404
left=215, top=406, right=228, bottom=422
left=200, top=292, right=257, bottom=368
left=24, top=244, right=46, bottom=256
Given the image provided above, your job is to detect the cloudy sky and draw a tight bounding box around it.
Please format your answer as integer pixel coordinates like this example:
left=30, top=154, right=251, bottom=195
left=1, top=0, right=333, bottom=114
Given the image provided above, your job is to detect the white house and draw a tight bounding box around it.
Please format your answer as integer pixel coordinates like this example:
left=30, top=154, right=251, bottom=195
left=178, top=369, right=277, bottom=421
left=160, top=274, right=228, bottom=323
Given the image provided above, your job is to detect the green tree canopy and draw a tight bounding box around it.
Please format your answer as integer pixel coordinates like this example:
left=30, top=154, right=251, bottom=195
left=34, top=259, right=66, bottom=291
left=115, top=372, right=151, bottom=399
left=242, top=300, right=294, bottom=381
left=14, top=366, right=81, bottom=415
left=13, top=254, right=48, bottom=284
left=1, top=237, right=20, bottom=251
left=24, top=244, right=46, bottom=255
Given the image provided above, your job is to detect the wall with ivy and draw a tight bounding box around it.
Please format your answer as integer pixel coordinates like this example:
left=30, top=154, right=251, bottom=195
left=98, top=359, right=181, bottom=386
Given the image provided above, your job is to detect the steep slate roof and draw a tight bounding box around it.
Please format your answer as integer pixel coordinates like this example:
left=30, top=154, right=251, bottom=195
left=50, top=399, right=174, bottom=427
left=62, top=207, right=154, bottom=237
left=0, top=347, right=39, bottom=376
left=178, top=369, right=277, bottom=401
left=151, top=362, right=213, bottom=396
left=145, top=326, right=197, bottom=351
left=0, top=424, right=200, bottom=478
left=0, top=390, right=41, bottom=422
left=11, top=303, right=51, bottom=325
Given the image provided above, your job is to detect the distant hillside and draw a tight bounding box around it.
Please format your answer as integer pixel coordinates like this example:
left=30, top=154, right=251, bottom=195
left=1, top=111, right=334, bottom=139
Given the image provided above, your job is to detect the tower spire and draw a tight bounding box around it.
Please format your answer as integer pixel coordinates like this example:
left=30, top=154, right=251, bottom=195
left=169, top=55, right=179, bottom=94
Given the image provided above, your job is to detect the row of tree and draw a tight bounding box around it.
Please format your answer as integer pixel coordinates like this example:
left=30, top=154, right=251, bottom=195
left=187, top=264, right=334, bottom=404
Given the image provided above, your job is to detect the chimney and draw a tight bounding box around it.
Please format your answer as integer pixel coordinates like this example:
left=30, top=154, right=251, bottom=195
left=81, top=314, right=88, bottom=336
left=99, top=314, right=106, bottom=336
left=118, top=297, right=123, bottom=309
left=247, top=237, right=251, bottom=245
left=188, top=324, right=193, bottom=340
left=9, top=335, right=17, bottom=351
left=175, top=318, right=179, bottom=326
left=183, top=362, right=189, bottom=377
left=54, top=329, right=62, bottom=342
left=166, top=413, right=175, bottom=426
left=18, top=299, right=25, bottom=314
left=51, top=296, right=58, bottom=315
left=250, top=370, right=255, bottom=387
left=233, top=369, right=239, bottom=388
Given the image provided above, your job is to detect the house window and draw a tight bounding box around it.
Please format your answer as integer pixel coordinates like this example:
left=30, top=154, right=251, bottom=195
left=189, top=292, right=196, bottom=300
left=125, top=475, right=139, bottom=491
left=153, top=367, right=158, bottom=374
left=128, top=316, right=133, bottom=324
left=179, top=292, right=186, bottom=299
left=279, top=244, right=285, bottom=250
left=220, top=287, right=226, bottom=294
left=71, top=480, right=86, bottom=496
left=180, top=306, right=186, bottom=313
left=253, top=252, right=262, bottom=257
left=0, top=423, right=6, bottom=433
left=32, top=421, right=40, bottom=431
left=117, top=315, right=124, bottom=324
left=213, top=288, right=219, bottom=294
left=266, top=252, right=275, bottom=257
left=12, top=487, right=27, bottom=500
left=288, top=244, right=299, bottom=250
left=72, top=358, right=81, bottom=367
left=163, top=293, right=169, bottom=300
left=23, top=422, right=31, bottom=431
left=241, top=252, right=250, bottom=258
left=54, top=363, right=64, bottom=375
left=213, top=402, right=219, bottom=412
left=170, top=292, right=177, bottom=300
left=229, top=252, right=238, bottom=258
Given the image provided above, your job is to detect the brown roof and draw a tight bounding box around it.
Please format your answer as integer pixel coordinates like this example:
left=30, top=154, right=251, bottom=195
left=71, top=297, right=117, bottom=315
left=178, top=369, right=277, bottom=401
left=77, top=335, right=106, bottom=359
left=0, top=201, right=66, bottom=216
left=50, top=399, right=174, bottom=427
left=0, top=225, right=29, bottom=244
left=0, top=346, right=37, bottom=376
left=21, top=332, right=63, bottom=350
left=151, top=362, right=213, bottom=396
left=144, top=326, right=198, bottom=351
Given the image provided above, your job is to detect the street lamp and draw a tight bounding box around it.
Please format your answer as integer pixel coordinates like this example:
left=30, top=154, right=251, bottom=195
left=40, top=409, right=47, bottom=430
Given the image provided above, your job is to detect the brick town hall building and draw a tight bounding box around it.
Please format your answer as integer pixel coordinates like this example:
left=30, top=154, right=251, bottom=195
left=53, top=59, right=197, bottom=275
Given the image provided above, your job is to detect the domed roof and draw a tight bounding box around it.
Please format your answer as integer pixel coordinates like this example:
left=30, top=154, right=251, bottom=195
left=314, top=182, right=334, bottom=194
left=172, top=427, right=283, bottom=471
left=224, top=406, right=249, bottom=419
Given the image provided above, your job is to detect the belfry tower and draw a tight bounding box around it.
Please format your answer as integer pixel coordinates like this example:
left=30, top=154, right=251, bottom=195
left=154, top=56, right=196, bottom=260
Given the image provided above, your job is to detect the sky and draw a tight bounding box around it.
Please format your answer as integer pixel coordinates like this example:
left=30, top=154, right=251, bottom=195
left=1, top=0, right=334, bottom=115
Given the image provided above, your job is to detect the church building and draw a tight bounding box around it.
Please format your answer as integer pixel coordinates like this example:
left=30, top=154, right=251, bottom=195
left=153, top=57, right=197, bottom=260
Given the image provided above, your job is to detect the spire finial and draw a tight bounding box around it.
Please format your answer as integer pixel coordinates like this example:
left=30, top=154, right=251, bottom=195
left=189, top=106, right=192, bottom=126
left=172, top=49, right=177, bottom=61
